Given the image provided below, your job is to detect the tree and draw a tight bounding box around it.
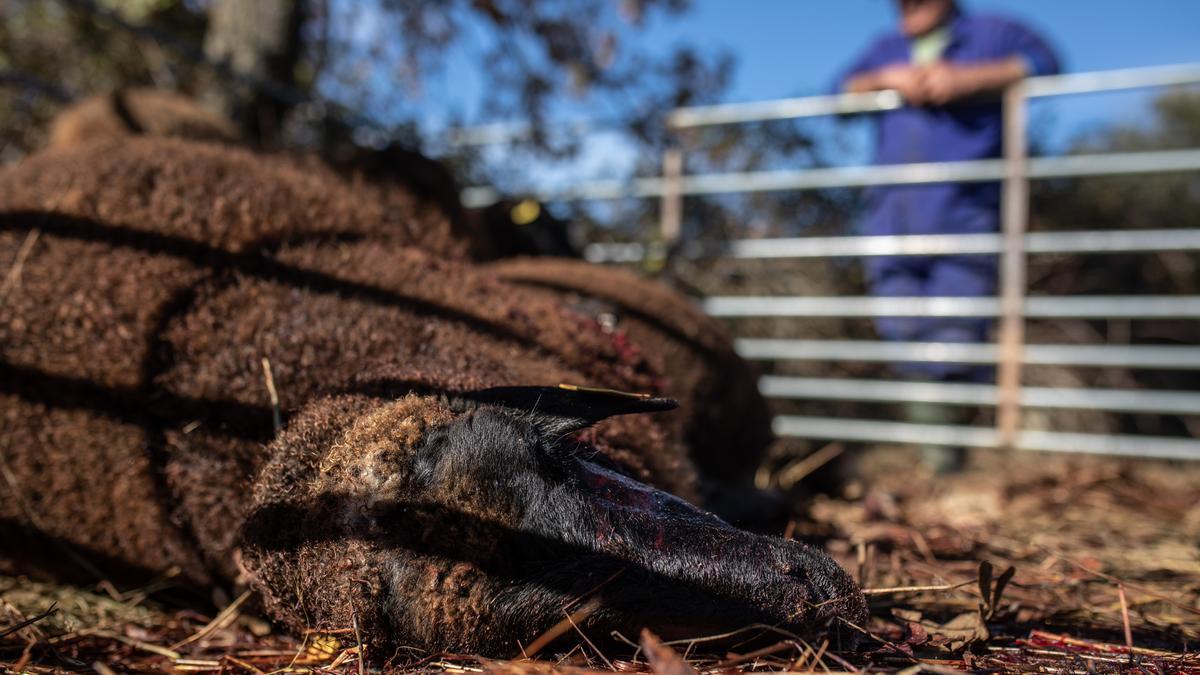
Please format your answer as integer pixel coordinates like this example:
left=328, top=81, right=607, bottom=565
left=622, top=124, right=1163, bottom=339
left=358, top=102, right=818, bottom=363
left=201, top=0, right=305, bottom=145
left=0, top=0, right=732, bottom=159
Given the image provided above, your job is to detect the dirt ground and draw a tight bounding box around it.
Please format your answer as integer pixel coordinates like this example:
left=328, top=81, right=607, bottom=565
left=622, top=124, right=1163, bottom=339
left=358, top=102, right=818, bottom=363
left=2, top=448, right=1197, bottom=673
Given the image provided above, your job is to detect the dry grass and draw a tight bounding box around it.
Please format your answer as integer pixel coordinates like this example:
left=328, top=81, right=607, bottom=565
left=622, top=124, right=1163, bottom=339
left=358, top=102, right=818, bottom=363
left=2, top=450, right=1197, bottom=673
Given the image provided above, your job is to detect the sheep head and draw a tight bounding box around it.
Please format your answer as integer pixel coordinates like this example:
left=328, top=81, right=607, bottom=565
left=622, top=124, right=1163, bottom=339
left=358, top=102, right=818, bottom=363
left=240, top=388, right=866, bottom=656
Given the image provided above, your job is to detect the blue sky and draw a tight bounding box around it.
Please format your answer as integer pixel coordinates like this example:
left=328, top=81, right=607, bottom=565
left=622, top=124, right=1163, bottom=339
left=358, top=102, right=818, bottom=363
left=404, top=0, right=1200, bottom=189
left=640, top=0, right=1200, bottom=152
left=647, top=0, right=1200, bottom=102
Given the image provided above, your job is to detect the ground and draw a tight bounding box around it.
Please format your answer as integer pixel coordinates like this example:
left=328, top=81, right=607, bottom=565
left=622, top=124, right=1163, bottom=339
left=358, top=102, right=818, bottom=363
left=2, top=449, right=1197, bottom=673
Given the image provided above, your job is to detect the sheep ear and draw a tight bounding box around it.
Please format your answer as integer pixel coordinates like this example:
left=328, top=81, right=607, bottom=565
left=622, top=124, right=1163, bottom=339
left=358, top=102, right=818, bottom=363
left=463, top=384, right=677, bottom=434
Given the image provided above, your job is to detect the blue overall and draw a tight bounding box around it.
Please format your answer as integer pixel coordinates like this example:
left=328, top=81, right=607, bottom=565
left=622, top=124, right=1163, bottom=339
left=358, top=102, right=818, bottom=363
left=839, top=10, right=1060, bottom=381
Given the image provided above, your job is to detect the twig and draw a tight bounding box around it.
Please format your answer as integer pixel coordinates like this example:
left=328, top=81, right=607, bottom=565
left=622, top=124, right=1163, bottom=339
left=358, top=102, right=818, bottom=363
left=823, top=648, right=862, bottom=673
left=0, top=604, right=58, bottom=640
left=835, top=615, right=917, bottom=663
left=857, top=541, right=869, bottom=589
left=224, top=655, right=266, bottom=675
left=1, top=228, right=39, bottom=301
left=807, top=639, right=830, bottom=674
left=862, top=580, right=975, bottom=596
left=717, top=639, right=800, bottom=668
left=63, top=630, right=181, bottom=659
left=261, top=357, right=282, bottom=433
left=521, top=599, right=599, bottom=660
left=1038, top=546, right=1200, bottom=617
left=170, top=589, right=252, bottom=650
left=661, top=623, right=803, bottom=649
left=640, top=629, right=697, bottom=675
left=775, top=443, right=845, bottom=489
left=565, top=604, right=613, bottom=670
left=352, top=600, right=366, bottom=675
left=562, top=566, right=626, bottom=612
left=1028, top=630, right=1176, bottom=658
left=788, top=639, right=815, bottom=671
left=1118, top=584, right=1134, bottom=665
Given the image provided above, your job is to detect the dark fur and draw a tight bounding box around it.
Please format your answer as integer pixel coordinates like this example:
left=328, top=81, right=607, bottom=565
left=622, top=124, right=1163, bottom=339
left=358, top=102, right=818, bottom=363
left=0, top=138, right=864, bottom=656
left=466, top=199, right=578, bottom=261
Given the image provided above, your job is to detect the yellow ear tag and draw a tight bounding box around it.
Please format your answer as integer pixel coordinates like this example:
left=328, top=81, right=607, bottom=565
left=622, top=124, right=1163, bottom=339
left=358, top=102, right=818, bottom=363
left=557, top=383, right=652, bottom=399
left=510, top=199, right=542, bottom=225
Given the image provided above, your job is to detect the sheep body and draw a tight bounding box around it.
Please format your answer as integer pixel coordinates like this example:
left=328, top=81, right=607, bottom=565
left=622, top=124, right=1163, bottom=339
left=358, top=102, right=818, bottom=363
left=0, top=137, right=689, bottom=641
left=0, top=138, right=864, bottom=655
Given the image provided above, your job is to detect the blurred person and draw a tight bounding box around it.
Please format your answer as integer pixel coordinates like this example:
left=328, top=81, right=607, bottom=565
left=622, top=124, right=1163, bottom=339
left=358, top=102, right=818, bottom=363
left=838, top=0, right=1060, bottom=472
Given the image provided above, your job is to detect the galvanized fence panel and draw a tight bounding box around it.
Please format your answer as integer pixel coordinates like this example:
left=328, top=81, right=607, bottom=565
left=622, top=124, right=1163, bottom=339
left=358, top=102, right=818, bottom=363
left=455, top=63, right=1200, bottom=459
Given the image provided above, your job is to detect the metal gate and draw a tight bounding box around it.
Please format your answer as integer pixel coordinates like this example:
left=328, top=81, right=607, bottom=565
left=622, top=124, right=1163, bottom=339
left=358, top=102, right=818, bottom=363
left=464, top=63, right=1200, bottom=460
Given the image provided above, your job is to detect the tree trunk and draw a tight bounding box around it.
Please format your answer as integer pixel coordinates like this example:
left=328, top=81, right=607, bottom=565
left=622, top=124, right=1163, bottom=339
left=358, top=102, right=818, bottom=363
left=202, top=0, right=304, bottom=147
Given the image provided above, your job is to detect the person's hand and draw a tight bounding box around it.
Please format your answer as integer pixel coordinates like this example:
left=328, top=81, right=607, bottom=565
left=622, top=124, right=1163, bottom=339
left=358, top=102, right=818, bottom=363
left=921, top=61, right=978, bottom=105
left=874, top=64, right=928, bottom=105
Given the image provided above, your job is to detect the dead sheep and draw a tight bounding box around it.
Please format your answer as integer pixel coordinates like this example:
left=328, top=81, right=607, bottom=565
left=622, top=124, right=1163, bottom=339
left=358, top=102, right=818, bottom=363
left=486, top=257, right=777, bottom=523
left=47, top=88, right=241, bottom=148
left=0, top=138, right=865, bottom=656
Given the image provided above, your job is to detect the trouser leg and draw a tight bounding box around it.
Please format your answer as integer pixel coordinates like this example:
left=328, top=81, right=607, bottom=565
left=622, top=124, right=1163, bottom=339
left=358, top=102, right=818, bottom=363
left=866, top=255, right=997, bottom=472
left=915, top=255, right=998, bottom=472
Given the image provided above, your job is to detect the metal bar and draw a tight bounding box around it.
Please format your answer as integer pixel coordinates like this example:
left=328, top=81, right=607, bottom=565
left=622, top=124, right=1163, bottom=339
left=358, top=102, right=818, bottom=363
left=583, top=229, right=1200, bottom=262
left=667, top=90, right=904, bottom=128
left=774, top=415, right=998, bottom=448
left=1024, top=62, right=1200, bottom=98
left=1030, top=149, right=1200, bottom=179
left=534, top=176, right=666, bottom=202
left=762, top=376, right=996, bottom=406
left=738, top=339, right=993, bottom=363
left=703, top=295, right=1001, bottom=317
left=1021, top=387, right=1200, bottom=414
left=1024, top=344, right=1200, bottom=368
left=1026, top=296, right=1200, bottom=318
left=997, top=83, right=1029, bottom=449
left=476, top=148, right=1200, bottom=203
left=664, top=63, right=1200, bottom=129
left=1015, top=430, right=1200, bottom=459
left=677, top=158, right=1005, bottom=194
left=734, top=339, right=1200, bottom=370
left=675, top=149, right=1200, bottom=197
left=760, top=375, right=1200, bottom=415
left=1025, top=229, right=1200, bottom=254
left=701, top=295, right=1200, bottom=318
left=772, top=415, right=1200, bottom=460
left=660, top=148, right=684, bottom=244
left=707, top=232, right=1002, bottom=258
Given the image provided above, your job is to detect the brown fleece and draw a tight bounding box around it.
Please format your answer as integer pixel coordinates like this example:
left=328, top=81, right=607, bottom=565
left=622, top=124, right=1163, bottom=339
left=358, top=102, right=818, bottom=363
left=0, top=140, right=698, bottom=639
left=487, top=258, right=774, bottom=482
left=48, top=88, right=475, bottom=257
left=0, top=137, right=465, bottom=258
left=48, top=89, right=240, bottom=148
